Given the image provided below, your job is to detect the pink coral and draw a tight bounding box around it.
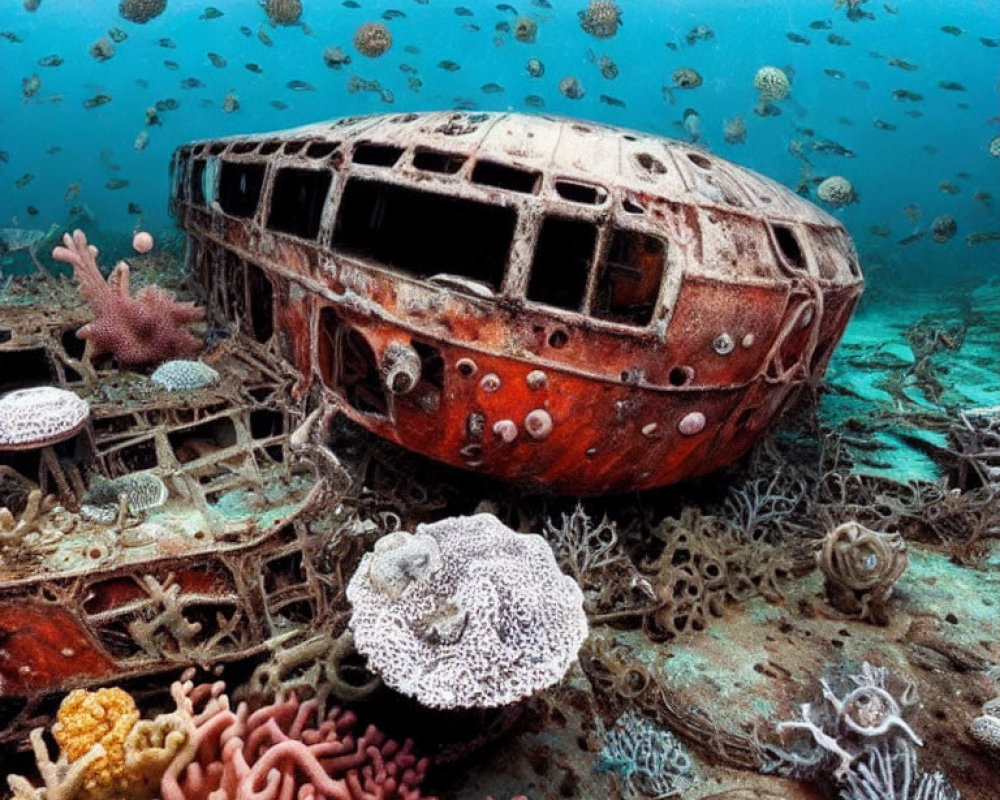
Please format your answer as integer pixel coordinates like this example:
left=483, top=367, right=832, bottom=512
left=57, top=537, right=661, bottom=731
left=160, top=680, right=435, bottom=800
left=52, top=229, right=204, bottom=366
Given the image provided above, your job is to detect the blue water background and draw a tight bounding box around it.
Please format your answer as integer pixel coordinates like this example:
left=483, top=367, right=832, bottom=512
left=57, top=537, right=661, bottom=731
left=1, top=0, right=998, bottom=293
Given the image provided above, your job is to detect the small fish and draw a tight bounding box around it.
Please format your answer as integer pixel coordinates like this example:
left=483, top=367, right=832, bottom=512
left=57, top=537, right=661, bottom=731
left=159, top=38, right=176, bottom=48
left=239, top=26, right=253, bottom=37
left=901, top=203, right=921, bottom=222
left=454, top=6, right=474, bottom=15
left=222, top=91, right=239, bottom=113
left=399, top=63, right=417, bottom=75
left=453, top=97, right=477, bottom=110
left=495, top=21, right=510, bottom=32
left=481, top=82, right=505, bottom=94
left=966, top=231, right=1000, bottom=245
left=383, top=9, right=405, bottom=19
left=128, top=202, right=143, bottom=215
left=45, top=145, right=62, bottom=155
left=883, top=4, right=898, bottom=14
left=22, top=73, right=41, bottom=99
left=245, top=62, right=263, bottom=73
left=403, top=44, right=421, bottom=55
left=1, top=31, right=24, bottom=43
left=38, top=54, right=63, bottom=67
left=26, top=206, right=39, bottom=216
left=837, top=116, right=853, bottom=126
left=14, top=174, right=34, bottom=189
left=407, top=76, right=422, bottom=92
left=940, top=25, right=964, bottom=36
left=938, top=180, right=960, bottom=195
left=135, top=78, right=149, bottom=88
left=163, top=60, right=179, bottom=70
left=0, top=151, right=8, bottom=164
left=897, top=231, right=924, bottom=245
left=64, top=182, right=81, bottom=200
left=531, top=0, right=551, bottom=7
left=973, top=191, right=993, bottom=207
left=199, top=6, right=224, bottom=19
left=824, top=69, right=845, bottom=79
left=682, top=108, right=702, bottom=142
left=956, top=172, right=971, bottom=180
left=208, top=52, right=227, bottom=68
left=809, top=19, right=832, bottom=30
left=665, top=41, right=678, bottom=52
left=108, top=27, right=128, bottom=43
left=270, top=99, right=288, bottom=110
left=874, top=119, right=896, bottom=131
left=134, top=130, right=150, bottom=151
left=524, top=93, right=545, bottom=108
left=181, top=77, right=204, bottom=89
left=343, top=0, right=360, bottom=6
left=981, top=37, right=999, bottom=48
left=155, top=98, right=179, bottom=111
left=438, top=60, right=461, bottom=71
left=853, top=80, right=870, bottom=89
left=827, top=33, right=850, bottom=46
left=258, top=25, right=273, bottom=47
left=868, top=225, right=890, bottom=237
left=684, top=24, right=714, bottom=46
left=286, top=79, right=315, bottom=91
left=106, top=178, right=130, bottom=190
left=938, top=80, right=965, bottom=91
left=83, top=93, right=112, bottom=108
left=462, top=23, right=480, bottom=32
left=599, top=94, right=625, bottom=108
left=786, top=32, right=810, bottom=45
left=892, top=89, right=922, bottom=102
left=888, top=58, right=918, bottom=71
left=497, top=3, right=517, bottom=12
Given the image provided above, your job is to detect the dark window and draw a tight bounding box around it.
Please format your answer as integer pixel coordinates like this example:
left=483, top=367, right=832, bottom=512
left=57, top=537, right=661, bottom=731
left=306, top=141, right=338, bottom=159
left=413, top=149, right=466, bottom=174
left=527, top=217, right=596, bottom=311
left=247, top=263, right=274, bottom=342
left=218, top=161, right=266, bottom=219
left=208, top=143, right=226, bottom=155
left=266, top=167, right=332, bottom=240
left=353, top=142, right=404, bottom=166
left=259, top=141, right=281, bottom=155
left=189, top=159, right=207, bottom=206
left=331, top=178, right=515, bottom=292
left=773, top=224, right=806, bottom=271
left=592, top=230, right=665, bottom=326
left=471, top=160, right=540, bottom=194
left=283, top=140, right=307, bottom=155
left=555, top=180, right=606, bottom=205
left=229, top=141, right=259, bottom=155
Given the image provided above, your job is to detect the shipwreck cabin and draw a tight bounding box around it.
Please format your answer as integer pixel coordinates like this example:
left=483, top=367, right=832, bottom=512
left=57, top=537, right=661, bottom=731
left=170, top=111, right=863, bottom=494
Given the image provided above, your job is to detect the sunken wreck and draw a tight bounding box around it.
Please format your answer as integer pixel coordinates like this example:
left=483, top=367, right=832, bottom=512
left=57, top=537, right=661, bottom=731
left=170, top=111, right=864, bottom=494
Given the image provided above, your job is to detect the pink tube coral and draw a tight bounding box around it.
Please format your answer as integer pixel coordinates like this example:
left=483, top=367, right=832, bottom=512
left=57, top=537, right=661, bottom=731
left=160, top=681, right=434, bottom=800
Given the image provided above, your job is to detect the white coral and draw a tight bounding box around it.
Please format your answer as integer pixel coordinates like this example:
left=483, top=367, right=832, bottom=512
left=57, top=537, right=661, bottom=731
left=817, top=175, right=856, bottom=207
left=754, top=66, right=791, bottom=101
left=0, top=387, right=90, bottom=449
left=347, top=513, right=588, bottom=709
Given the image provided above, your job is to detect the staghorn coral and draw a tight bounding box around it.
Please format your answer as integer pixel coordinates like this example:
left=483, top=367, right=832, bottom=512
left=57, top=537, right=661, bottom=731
left=818, top=521, right=907, bottom=624
left=160, top=679, right=434, bottom=800
left=51, top=688, right=141, bottom=800
left=347, top=514, right=588, bottom=709
left=52, top=229, right=204, bottom=367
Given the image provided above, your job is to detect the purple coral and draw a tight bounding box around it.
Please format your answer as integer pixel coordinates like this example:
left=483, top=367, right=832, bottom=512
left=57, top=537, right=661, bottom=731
left=160, top=680, right=434, bottom=800
left=52, top=229, right=204, bottom=366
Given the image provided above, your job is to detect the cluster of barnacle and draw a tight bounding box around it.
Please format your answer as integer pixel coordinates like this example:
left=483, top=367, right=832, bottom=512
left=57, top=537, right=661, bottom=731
left=769, top=662, right=960, bottom=799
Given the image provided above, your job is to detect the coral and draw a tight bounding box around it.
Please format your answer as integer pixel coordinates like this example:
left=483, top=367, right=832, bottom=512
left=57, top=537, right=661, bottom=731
left=818, top=521, right=908, bottom=624
left=558, top=75, right=585, bottom=100
left=52, top=687, right=141, bottom=800
left=970, top=697, right=1000, bottom=757
left=990, top=135, right=1000, bottom=158
left=672, top=67, right=703, bottom=89
left=160, top=679, right=434, bottom=800
left=817, top=175, right=857, bottom=207
left=81, top=471, right=168, bottom=522
left=150, top=359, right=220, bottom=391
left=347, top=513, right=588, bottom=709
left=578, top=1, right=622, bottom=39
left=118, top=0, right=166, bottom=24
left=513, top=16, right=537, bottom=43
left=930, top=214, right=958, bottom=243
left=7, top=728, right=105, bottom=800
left=89, top=37, right=114, bottom=62
left=0, top=386, right=89, bottom=449
left=753, top=66, right=791, bottom=101
left=353, top=22, right=393, bottom=58
left=0, top=488, right=73, bottom=548
left=262, top=0, right=302, bottom=25
left=52, top=229, right=204, bottom=366
left=598, top=711, right=696, bottom=798
left=323, top=46, right=351, bottom=69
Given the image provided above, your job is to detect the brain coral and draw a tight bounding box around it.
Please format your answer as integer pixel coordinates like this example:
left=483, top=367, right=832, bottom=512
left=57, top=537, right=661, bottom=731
left=347, top=513, right=588, bottom=709
left=263, top=0, right=302, bottom=25
left=118, top=0, right=166, bottom=24
left=753, top=65, right=791, bottom=101
left=150, top=359, right=220, bottom=391
left=353, top=21, right=393, bottom=58
left=817, top=175, right=857, bottom=207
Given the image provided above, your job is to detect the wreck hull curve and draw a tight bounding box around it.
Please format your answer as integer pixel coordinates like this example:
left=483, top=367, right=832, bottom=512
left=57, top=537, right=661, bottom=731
left=171, top=111, right=863, bottom=494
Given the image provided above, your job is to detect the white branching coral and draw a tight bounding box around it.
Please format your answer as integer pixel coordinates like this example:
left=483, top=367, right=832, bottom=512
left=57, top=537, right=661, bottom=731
left=347, top=513, right=588, bottom=709
left=598, top=711, right=695, bottom=798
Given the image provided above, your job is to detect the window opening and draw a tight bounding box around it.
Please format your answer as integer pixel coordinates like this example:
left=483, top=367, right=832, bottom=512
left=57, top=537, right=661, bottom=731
left=471, top=160, right=540, bottom=194
left=331, top=178, right=515, bottom=293
left=218, top=161, right=266, bottom=219
left=306, top=141, right=338, bottom=159
left=283, top=140, right=307, bottom=155
left=773, top=224, right=807, bottom=271
left=259, top=141, right=281, bottom=155
left=246, top=263, right=274, bottom=342
left=266, top=167, right=332, bottom=240
left=230, top=141, right=258, bottom=155
left=592, top=230, right=665, bottom=326
left=353, top=142, right=404, bottom=166
left=189, top=159, right=207, bottom=206
left=208, top=143, right=226, bottom=156
left=555, top=180, right=606, bottom=205
left=527, top=217, right=596, bottom=312
left=413, top=149, right=466, bottom=174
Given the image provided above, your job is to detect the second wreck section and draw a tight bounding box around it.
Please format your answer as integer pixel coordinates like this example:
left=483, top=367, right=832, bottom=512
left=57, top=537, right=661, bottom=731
left=170, top=111, right=863, bottom=495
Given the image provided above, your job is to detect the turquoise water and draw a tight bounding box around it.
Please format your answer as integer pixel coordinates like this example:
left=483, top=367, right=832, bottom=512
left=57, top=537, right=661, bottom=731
left=2, top=0, right=998, bottom=294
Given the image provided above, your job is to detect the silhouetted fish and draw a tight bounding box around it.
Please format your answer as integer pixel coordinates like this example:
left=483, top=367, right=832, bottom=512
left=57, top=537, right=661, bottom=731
left=438, top=60, right=461, bottom=71
left=786, top=32, right=810, bottom=45
left=600, top=94, right=625, bottom=108
left=383, top=9, right=405, bottom=19
left=809, top=19, right=832, bottom=30
left=981, top=37, right=999, bottom=47
left=38, top=54, right=63, bottom=67
left=181, top=77, right=204, bottom=89
left=897, top=232, right=924, bottom=245
left=208, top=52, right=227, bottom=68
left=163, top=60, right=179, bottom=70
left=454, top=6, right=474, bottom=15
left=940, top=25, right=964, bottom=36
left=105, top=178, right=129, bottom=190
left=874, top=119, right=896, bottom=131
left=481, top=82, right=505, bottom=94
left=827, top=33, right=850, bottom=46
left=83, top=93, right=112, bottom=108
left=245, top=63, right=263, bottom=73
left=888, top=58, right=918, bottom=71
left=824, top=69, right=845, bottom=79
left=286, top=80, right=315, bottom=91
left=200, top=7, right=224, bottom=19
left=938, top=80, right=965, bottom=91
left=159, top=38, right=176, bottom=48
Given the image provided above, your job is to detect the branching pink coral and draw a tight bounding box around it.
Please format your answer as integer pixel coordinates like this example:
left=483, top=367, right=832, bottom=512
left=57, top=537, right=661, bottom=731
left=52, top=229, right=204, bottom=366
left=160, top=681, right=435, bottom=800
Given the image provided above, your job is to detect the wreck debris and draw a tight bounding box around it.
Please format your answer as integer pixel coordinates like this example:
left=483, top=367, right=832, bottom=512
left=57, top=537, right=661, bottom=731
left=818, top=521, right=908, bottom=624
left=347, top=513, right=588, bottom=709
left=170, top=111, right=863, bottom=494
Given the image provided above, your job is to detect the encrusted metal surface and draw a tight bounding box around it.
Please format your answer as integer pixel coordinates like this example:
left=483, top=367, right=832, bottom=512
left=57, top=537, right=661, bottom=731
left=171, top=111, right=863, bottom=494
